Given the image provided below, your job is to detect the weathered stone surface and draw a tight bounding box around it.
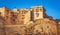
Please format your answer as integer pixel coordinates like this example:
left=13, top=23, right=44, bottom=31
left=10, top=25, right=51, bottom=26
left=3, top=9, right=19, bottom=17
left=0, top=6, right=58, bottom=35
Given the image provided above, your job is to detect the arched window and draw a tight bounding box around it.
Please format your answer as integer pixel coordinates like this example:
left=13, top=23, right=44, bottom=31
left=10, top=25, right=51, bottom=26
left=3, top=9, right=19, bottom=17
left=36, top=13, right=39, bottom=17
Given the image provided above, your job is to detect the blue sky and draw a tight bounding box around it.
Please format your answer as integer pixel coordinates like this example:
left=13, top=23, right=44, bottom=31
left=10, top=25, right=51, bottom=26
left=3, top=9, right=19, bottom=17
left=0, top=0, right=60, bottom=19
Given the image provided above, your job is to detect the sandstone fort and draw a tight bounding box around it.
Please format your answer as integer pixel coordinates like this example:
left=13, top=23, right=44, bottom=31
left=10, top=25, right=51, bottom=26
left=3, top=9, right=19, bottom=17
left=0, top=6, right=60, bottom=35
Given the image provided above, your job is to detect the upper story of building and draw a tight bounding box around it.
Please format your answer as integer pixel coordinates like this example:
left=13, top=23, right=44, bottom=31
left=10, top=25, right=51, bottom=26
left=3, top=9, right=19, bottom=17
left=0, top=6, right=53, bottom=22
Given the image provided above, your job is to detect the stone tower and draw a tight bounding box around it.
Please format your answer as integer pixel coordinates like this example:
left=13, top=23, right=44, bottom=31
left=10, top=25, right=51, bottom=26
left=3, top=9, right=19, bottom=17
left=30, top=6, right=45, bottom=21
left=0, top=7, right=6, bottom=17
left=19, top=8, right=30, bottom=24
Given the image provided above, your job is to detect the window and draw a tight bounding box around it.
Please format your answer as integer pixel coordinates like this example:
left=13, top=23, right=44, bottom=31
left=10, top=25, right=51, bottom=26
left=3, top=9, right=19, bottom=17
left=0, top=12, right=1, bottom=15
left=40, top=9, right=42, bottom=11
left=12, top=14, right=17, bottom=18
left=36, top=13, right=39, bottom=17
left=47, top=26, right=49, bottom=28
left=36, top=9, right=39, bottom=12
left=12, top=19, right=16, bottom=24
